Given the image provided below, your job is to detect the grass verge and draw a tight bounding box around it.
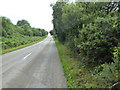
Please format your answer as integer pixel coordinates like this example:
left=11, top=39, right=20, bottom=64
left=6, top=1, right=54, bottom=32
left=1, top=36, right=47, bottom=54
left=54, top=38, right=119, bottom=88
left=54, top=38, right=82, bottom=88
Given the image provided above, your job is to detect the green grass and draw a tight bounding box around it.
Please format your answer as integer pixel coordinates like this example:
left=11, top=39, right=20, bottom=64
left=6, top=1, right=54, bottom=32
left=54, top=38, right=83, bottom=88
left=54, top=39, right=96, bottom=88
left=1, top=36, right=47, bottom=54
left=54, top=38, right=117, bottom=88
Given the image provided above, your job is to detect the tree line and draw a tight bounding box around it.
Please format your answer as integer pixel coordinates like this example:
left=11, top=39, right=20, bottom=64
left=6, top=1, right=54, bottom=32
left=52, top=1, right=120, bottom=65
left=51, top=1, right=120, bottom=87
left=1, top=17, right=48, bottom=50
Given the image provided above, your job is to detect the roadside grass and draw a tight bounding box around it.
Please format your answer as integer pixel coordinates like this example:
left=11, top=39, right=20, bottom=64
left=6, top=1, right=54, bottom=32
left=54, top=38, right=117, bottom=88
left=1, top=36, right=47, bottom=54
left=54, top=38, right=91, bottom=88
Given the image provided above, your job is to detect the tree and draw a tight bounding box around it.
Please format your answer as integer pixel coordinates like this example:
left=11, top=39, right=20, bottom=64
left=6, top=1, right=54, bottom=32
left=49, top=30, right=54, bottom=35
left=52, top=2, right=66, bottom=42
left=52, top=1, right=120, bottom=64
left=1, top=16, right=48, bottom=50
left=17, top=20, right=31, bottom=27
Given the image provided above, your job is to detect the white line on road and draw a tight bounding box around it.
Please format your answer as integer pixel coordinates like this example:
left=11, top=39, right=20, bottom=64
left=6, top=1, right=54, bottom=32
left=23, top=53, right=32, bottom=59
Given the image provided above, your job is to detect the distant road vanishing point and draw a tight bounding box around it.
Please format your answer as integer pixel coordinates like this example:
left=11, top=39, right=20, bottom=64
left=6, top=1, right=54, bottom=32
left=1, top=35, right=67, bottom=88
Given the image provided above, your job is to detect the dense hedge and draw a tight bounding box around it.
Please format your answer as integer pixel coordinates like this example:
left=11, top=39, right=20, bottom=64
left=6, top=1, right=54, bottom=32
left=52, top=2, right=120, bottom=88
left=0, top=17, right=48, bottom=50
left=52, top=2, right=120, bottom=65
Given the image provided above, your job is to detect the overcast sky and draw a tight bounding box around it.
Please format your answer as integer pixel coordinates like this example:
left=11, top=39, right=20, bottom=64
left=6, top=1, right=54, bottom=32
left=0, top=0, right=57, bottom=31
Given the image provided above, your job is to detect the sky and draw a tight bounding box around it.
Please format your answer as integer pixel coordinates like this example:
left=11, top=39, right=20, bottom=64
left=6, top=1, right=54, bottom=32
left=0, top=0, right=57, bottom=32
left=0, top=0, right=111, bottom=32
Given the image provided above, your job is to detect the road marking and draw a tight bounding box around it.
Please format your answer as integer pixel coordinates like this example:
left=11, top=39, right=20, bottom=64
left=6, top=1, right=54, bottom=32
left=23, top=53, right=32, bottom=59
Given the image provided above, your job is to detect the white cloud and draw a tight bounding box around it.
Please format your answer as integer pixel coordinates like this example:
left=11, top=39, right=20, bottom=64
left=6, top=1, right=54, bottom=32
left=0, top=0, right=57, bottom=31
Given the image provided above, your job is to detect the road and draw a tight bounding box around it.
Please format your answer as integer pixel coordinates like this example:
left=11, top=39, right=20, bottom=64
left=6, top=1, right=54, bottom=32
left=0, top=35, right=67, bottom=88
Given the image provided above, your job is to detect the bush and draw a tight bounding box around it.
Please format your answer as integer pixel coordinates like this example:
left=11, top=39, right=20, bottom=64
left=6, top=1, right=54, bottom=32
left=77, top=16, right=119, bottom=65
left=93, top=45, right=120, bottom=87
left=52, top=2, right=120, bottom=65
left=1, top=16, right=48, bottom=50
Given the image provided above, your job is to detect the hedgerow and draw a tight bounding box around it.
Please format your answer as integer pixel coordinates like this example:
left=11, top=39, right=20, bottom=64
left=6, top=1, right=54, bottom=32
left=0, top=17, right=48, bottom=50
left=52, top=1, right=120, bottom=88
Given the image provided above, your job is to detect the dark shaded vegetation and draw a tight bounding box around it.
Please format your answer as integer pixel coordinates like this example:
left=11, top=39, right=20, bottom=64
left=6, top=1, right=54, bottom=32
left=49, top=30, right=55, bottom=35
left=52, top=1, right=120, bottom=88
left=0, top=17, right=48, bottom=51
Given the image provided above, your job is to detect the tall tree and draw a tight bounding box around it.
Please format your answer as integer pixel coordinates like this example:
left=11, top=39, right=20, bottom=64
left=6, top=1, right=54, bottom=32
left=17, top=20, right=31, bottom=27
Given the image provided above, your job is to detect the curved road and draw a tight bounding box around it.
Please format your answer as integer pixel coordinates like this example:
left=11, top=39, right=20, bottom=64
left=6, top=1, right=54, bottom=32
left=0, top=35, right=67, bottom=88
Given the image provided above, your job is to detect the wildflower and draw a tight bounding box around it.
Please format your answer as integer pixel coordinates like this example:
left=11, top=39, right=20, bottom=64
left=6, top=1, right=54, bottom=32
left=91, top=74, right=94, bottom=77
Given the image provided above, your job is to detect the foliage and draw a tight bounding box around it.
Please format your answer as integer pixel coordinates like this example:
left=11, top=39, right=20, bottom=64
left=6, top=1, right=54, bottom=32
left=92, top=45, right=120, bottom=87
left=17, top=19, right=31, bottom=27
left=52, top=2, right=120, bottom=64
left=52, top=1, right=120, bottom=88
left=1, top=17, right=48, bottom=51
left=49, top=30, right=55, bottom=35
left=77, top=16, right=119, bottom=64
left=55, top=37, right=120, bottom=88
left=2, top=36, right=46, bottom=54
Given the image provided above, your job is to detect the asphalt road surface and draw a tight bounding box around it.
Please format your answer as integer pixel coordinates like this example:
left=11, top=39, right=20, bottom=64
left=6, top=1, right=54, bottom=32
left=0, top=35, right=67, bottom=88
